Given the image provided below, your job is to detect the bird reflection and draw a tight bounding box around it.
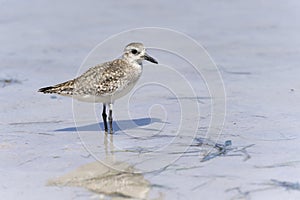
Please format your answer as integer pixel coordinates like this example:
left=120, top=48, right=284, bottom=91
left=48, top=132, right=155, bottom=199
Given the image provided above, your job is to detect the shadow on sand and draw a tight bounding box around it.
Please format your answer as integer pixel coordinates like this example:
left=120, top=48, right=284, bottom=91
left=55, top=117, right=162, bottom=132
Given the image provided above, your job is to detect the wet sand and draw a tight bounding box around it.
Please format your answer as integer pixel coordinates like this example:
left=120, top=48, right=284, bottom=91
left=1, top=0, right=300, bottom=199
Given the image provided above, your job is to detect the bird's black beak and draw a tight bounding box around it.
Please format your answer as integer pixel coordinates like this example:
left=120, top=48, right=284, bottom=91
left=143, top=53, right=158, bottom=64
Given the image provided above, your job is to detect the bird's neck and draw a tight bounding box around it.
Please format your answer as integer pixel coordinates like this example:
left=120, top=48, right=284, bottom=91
left=124, top=58, right=142, bottom=66
left=123, top=54, right=143, bottom=66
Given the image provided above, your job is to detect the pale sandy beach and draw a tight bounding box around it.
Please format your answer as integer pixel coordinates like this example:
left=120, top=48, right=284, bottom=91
left=1, top=0, right=300, bottom=199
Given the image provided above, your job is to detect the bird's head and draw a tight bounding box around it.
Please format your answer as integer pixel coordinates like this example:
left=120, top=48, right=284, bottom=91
left=123, top=42, right=158, bottom=65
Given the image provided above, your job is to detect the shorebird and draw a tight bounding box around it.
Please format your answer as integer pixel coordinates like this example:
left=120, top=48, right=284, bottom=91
left=38, top=42, right=158, bottom=134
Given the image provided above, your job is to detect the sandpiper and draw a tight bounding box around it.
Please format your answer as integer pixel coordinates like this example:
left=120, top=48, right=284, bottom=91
left=38, top=42, right=158, bottom=134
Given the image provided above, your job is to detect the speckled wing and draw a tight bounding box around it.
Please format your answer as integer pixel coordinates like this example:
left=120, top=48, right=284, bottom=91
left=73, top=59, right=130, bottom=96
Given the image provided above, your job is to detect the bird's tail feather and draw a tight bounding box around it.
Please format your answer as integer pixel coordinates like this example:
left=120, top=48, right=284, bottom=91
left=38, top=80, right=75, bottom=95
left=38, top=86, right=56, bottom=93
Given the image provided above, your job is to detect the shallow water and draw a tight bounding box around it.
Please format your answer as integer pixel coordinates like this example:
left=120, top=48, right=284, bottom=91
left=1, top=0, right=300, bottom=199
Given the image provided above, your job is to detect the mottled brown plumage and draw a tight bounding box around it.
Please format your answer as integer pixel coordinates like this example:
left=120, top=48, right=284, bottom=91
left=38, top=42, right=158, bottom=133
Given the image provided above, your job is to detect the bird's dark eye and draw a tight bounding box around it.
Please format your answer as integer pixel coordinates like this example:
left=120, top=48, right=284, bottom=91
left=131, top=49, right=138, bottom=55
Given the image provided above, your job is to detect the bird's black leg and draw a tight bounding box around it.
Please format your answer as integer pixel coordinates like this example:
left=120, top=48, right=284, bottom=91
left=108, top=103, right=113, bottom=134
left=102, top=104, right=108, bottom=133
